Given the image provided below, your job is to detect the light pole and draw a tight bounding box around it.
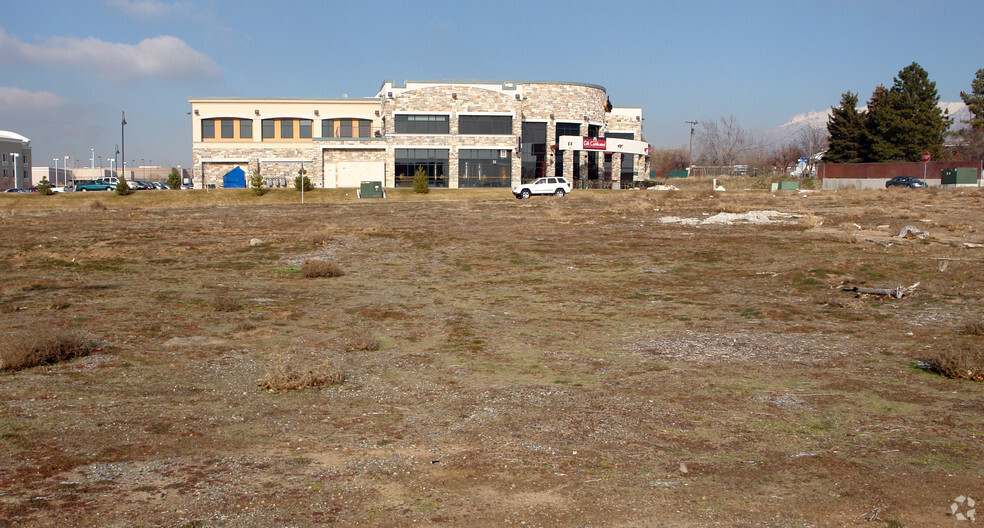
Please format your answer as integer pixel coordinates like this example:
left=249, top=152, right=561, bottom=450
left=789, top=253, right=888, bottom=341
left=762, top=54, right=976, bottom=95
left=121, top=112, right=127, bottom=184
left=52, top=158, right=58, bottom=186
left=685, top=120, right=697, bottom=168
left=90, top=148, right=94, bottom=180
left=64, top=156, right=69, bottom=185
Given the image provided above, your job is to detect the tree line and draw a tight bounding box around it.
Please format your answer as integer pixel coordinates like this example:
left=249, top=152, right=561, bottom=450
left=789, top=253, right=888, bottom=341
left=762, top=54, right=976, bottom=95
left=649, top=62, right=984, bottom=172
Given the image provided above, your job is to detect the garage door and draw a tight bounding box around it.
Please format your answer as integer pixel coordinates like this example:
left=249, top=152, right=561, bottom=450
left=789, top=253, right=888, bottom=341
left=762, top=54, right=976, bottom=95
left=334, top=162, right=384, bottom=188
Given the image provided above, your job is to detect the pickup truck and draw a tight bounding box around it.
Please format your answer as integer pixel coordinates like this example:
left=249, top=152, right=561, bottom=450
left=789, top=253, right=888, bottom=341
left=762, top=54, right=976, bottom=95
left=73, top=181, right=115, bottom=192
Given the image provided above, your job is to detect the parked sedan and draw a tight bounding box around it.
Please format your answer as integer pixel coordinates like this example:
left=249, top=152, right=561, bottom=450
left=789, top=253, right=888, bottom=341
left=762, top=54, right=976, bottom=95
left=4, top=188, right=30, bottom=193
left=886, top=176, right=928, bottom=188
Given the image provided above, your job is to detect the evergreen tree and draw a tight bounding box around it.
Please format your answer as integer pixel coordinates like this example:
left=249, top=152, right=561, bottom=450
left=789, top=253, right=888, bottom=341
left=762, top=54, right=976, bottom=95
left=412, top=165, right=429, bottom=194
left=824, top=91, right=867, bottom=163
left=960, top=68, right=984, bottom=129
left=37, top=176, right=53, bottom=195
left=115, top=178, right=132, bottom=195
left=250, top=169, right=266, bottom=196
left=952, top=68, right=984, bottom=160
left=166, top=168, right=181, bottom=189
left=865, top=63, right=951, bottom=162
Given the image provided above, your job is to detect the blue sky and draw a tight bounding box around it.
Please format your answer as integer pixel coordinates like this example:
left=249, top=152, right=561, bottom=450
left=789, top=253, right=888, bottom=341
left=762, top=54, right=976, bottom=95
left=2, top=0, right=983, bottom=169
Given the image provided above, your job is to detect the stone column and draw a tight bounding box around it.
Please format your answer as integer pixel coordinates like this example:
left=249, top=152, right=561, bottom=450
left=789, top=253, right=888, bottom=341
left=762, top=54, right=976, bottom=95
left=611, top=153, right=622, bottom=190
left=562, top=149, right=573, bottom=181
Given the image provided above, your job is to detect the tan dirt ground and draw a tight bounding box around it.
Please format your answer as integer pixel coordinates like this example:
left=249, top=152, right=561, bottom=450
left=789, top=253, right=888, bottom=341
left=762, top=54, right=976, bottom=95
left=1, top=186, right=983, bottom=527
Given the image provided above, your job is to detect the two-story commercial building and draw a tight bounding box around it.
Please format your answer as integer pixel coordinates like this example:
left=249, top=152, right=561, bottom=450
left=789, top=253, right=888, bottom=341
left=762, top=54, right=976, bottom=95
left=189, top=79, right=648, bottom=190
left=1, top=130, right=33, bottom=190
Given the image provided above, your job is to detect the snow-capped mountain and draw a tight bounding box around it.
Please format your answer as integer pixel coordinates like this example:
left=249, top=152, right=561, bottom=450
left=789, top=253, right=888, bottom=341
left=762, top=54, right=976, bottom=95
left=754, top=102, right=970, bottom=147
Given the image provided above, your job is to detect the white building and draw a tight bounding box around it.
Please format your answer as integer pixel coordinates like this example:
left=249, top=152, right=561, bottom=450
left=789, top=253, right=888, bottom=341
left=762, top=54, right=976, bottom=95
left=190, top=79, right=648, bottom=190
left=1, top=130, right=33, bottom=190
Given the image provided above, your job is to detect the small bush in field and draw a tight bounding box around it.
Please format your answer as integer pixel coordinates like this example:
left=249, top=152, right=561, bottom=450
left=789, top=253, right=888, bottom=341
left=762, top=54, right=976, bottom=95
left=309, top=231, right=332, bottom=247
left=1, top=331, right=96, bottom=371
left=260, top=351, right=345, bottom=391
left=960, top=316, right=984, bottom=336
left=210, top=293, right=241, bottom=312
left=90, top=200, right=107, bottom=211
left=921, top=338, right=983, bottom=381
left=301, top=259, right=343, bottom=278
left=343, top=326, right=381, bottom=352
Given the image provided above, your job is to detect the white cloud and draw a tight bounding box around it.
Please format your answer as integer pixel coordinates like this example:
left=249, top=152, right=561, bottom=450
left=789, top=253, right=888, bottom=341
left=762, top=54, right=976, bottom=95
left=0, top=28, right=219, bottom=82
left=0, top=87, right=70, bottom=111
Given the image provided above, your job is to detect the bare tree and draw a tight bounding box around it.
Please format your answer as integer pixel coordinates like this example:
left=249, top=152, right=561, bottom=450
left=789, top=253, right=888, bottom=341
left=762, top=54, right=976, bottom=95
left=769, top=142, right=801, bottom=173
left=795, top=125, right=830, bottom=161
left=649, top=147, right=689, bottom=171
left=697, top=116, right=749, bottom=166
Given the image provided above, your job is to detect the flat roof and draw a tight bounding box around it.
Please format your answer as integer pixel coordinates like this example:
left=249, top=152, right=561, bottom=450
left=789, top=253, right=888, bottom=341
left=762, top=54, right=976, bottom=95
left=380, top=79, right=607, bottom=92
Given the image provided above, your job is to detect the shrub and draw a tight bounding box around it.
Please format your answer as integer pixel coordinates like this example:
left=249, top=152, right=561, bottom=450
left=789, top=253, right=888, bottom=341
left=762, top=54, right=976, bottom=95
left=37, top=177, right=53, bottom=195
left=167, top=168, right=182, bottom=190
left=960, top=315, right=984, bottom=336
left=250, top=169, right=266, bottom=196
left=294, top=166, right=313, bottom=192
left=209, top=292, right=241, bottom=312
left=309, top=231, right=332, bottom=246
left=342, top=326, right=381, bottom=352
left=260, top=351, right=345, bottom=391
left=116, top=178, right=132, bottom=195
left=90, top=200, right=107, bottom=211
left=301, top=259, right=343, bottom=278
left=413, top=165, right=429, bottom=194
left=921, top=338, right=983, bottom=381
left=1, top=331, right=96, bottom=371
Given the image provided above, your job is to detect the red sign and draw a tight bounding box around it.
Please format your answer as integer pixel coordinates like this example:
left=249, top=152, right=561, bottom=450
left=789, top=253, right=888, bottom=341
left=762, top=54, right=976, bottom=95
left=583, top=137, right=607, bottom=150
left=922, top=151, right=931, bottom=162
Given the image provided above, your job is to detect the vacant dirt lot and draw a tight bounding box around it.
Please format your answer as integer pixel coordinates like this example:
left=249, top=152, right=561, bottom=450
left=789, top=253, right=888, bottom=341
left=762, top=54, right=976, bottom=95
left=1, top=186, right=983, bottom=527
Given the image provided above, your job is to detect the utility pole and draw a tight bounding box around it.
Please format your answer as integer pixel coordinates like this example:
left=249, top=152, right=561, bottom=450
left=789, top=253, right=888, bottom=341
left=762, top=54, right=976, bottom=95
left=685, top=121, right=698, bottom=168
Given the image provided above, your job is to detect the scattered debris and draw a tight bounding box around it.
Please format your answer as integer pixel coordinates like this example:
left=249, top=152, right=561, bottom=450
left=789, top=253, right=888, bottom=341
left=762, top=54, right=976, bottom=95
left=659, top=210, right=795, bottom=226
left=964, top=242, right=983, bottom=248
left=867, top=239, right=894, bottom=247
left=897, top=225, right=929, bottom=239
left=678, top=462, right=689, bottom=474
left=841, top=282, right=920, bottom=299
left=249, top=238, right=263, bottom=246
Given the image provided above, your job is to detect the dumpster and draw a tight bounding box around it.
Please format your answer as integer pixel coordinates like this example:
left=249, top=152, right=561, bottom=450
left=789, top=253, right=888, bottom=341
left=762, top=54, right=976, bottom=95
left=779, top=181, right=800, bottom=191
left=358, top=181, right=385, bottom=198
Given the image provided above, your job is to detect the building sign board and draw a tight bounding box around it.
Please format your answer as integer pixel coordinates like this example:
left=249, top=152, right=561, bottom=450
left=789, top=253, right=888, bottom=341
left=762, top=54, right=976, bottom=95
left=558, top=135, right=649, bottom=156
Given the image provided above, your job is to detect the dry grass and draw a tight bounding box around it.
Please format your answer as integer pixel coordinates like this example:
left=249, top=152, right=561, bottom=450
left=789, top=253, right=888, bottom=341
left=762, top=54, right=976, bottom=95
left=308, top=230, right=333, bottom=246
left=259, top=351, right=346, bottom=391
left=0, top=330, right=96, bottom=371
left=960, top=315, right=984, bottom=336
left=921, top=338, right=984, bottom=381
left=301, top=259, right=343, bottom=278
left=89, top=200, right=107, bottom=210
left=209, top=292, right=241, bottom=312
left=342, top=326, right=382, bottom=352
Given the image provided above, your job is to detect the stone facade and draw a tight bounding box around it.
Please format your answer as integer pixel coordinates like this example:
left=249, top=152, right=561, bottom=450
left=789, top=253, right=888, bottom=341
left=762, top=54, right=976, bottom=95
left=190, top=80, right=646, bottom=189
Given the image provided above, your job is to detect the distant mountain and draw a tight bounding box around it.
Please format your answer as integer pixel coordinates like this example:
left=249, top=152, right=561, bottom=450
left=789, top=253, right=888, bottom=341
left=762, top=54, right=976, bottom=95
left=753, top=102, right=970, bottom=148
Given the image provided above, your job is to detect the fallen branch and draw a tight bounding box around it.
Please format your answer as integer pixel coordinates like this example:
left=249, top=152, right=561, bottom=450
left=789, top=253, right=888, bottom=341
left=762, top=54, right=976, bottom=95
left=841, top=282, right=920, bottom=299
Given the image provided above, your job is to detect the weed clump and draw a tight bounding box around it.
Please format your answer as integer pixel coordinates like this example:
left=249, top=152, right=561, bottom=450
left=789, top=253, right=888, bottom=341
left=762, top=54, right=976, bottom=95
left=960, top=315, right=984, bottom=336
left=90, top=200, right=107, bottom=211
left=209, top=292, right=241, bottom=312
left=301, top=259, right=343, bottom=278
left=921, top=338, right=983, bottom=381
left=342, top=326, right=381, bottom=352
left=1, top=331, right=97, bottom=371
left=309, top=231, right=332, bottom=247
left=260, top=351, right=345, bottom=391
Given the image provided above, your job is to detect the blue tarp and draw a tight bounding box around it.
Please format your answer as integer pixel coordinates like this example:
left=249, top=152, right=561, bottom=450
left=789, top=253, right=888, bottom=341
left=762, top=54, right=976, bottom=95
left=223, top=166, right=246, bottom=188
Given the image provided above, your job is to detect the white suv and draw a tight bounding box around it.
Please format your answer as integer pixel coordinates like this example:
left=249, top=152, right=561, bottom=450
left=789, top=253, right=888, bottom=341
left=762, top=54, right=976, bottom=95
left=512, top=177, right=572, bottom=199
